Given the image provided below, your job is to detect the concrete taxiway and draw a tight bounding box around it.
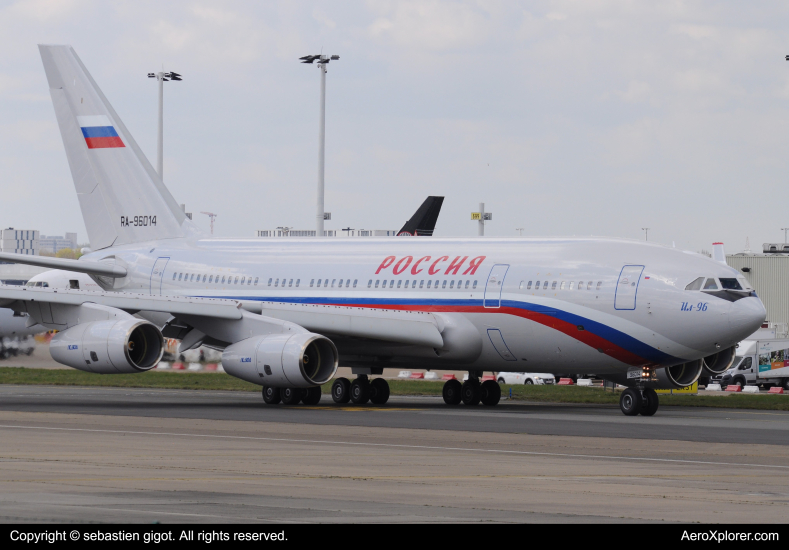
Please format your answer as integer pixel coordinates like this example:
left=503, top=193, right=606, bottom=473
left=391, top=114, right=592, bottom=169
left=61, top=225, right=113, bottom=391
left=0, top=385, right=787, bottom=523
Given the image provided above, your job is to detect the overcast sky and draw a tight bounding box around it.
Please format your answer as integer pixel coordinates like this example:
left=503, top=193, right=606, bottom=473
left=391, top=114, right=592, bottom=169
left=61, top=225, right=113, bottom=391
left=1, top=1, right=788, bottom=253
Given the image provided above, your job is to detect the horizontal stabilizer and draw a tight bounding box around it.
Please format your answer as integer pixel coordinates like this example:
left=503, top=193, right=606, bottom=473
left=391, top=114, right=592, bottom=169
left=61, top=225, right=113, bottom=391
left=0, top=251, right=127, bottom=278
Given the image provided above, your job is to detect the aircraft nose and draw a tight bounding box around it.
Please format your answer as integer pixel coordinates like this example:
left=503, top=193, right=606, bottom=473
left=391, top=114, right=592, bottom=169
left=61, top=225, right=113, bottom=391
left=728, top=296, right=767, bottom=342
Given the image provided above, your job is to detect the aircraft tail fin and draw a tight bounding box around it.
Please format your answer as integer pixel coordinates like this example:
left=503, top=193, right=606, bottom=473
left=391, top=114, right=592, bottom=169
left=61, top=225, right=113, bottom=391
left=38, top=45, right=199, bottom=250
left=397, top=196, right=444, bottom=236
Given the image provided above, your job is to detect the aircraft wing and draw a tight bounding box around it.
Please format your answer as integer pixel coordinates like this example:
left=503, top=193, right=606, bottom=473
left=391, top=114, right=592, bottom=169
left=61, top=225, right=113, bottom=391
left=0, top=251, right=127, bottom=278
left=0, top=286, right=445, bottom=349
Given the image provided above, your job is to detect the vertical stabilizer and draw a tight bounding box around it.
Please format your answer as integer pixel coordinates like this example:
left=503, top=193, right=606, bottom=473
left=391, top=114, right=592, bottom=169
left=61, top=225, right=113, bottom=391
left=397, top=196, right=444, bottom=236
left=39, top=45, right=197, bottom=249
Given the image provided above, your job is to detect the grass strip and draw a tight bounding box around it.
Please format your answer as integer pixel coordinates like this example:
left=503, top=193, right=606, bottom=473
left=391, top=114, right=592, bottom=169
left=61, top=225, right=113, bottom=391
left=0, top=368, right=786, bottom=411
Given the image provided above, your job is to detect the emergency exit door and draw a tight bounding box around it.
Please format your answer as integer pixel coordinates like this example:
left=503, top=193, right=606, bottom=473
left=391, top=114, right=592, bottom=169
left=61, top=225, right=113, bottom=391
left=484, top=264, right=509, bottom=308
left=150, top=257, right=170, bottom=295
left=614, top=265, right=644, bottom=310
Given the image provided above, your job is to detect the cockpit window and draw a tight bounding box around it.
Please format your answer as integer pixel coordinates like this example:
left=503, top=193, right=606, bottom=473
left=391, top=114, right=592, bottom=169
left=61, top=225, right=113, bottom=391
left=719, top=278, right=742, bottom=290
left=703, top=278, right=719, bottom=290
left=684, top=277, right=704, bottom=291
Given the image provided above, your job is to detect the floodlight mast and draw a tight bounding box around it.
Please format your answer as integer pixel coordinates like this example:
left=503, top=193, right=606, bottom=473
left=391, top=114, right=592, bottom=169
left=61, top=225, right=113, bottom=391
left=300, top=54, right=340, bottom=236
left=147, top=70, right=182, bottom=179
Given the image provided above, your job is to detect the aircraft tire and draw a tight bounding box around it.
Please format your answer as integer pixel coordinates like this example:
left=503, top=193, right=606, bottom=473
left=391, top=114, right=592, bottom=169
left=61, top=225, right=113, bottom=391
left=442, top=379, right=462, bottom=405
left=302, top=386, right=322, bottom=406
left=332, top=378, right=351, bottom=403
left=461, top=380, right=481, bottom=406
left=619, top=388, right=642, bottom=416
left=350, top=378, right=370, bottom=405
left=480, top=380, right=501, bottom=406
left=369, top=378, right=390, bottom=405
left=261, top=385, right=281, bottom=405
left=281, top=387, right=303, bottom=405
left=640, top=388, right=659, bottom=416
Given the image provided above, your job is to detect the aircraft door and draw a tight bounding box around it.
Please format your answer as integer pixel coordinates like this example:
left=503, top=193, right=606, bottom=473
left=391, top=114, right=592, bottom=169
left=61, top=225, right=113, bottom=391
left=484, top=264, right=510, bottom=308
left=614, top=265, right=645, bottom=310
left=487, top=329, right=517, bottom=361
left=150, top=257, right=170, bottom=295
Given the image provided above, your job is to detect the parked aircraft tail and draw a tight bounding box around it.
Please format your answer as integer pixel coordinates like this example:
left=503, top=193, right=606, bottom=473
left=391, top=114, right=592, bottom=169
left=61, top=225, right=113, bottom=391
left=38, top=45, right=198, bottom=250
left=397, top=196, right=444, bottom=236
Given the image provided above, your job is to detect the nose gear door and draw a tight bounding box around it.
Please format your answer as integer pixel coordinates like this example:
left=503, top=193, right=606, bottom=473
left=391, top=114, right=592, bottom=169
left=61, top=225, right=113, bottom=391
left=149, top=257, right=170, bottom=295
left=484, top=264, right=510, bottom=308
left=615, top=265, right=645, bottom=310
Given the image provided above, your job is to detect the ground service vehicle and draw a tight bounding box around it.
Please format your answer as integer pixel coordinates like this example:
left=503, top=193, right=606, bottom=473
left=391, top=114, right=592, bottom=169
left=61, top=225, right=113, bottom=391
left=716, top=339, right=789, bottom=390
left=497, top=372, right=555, bottom=385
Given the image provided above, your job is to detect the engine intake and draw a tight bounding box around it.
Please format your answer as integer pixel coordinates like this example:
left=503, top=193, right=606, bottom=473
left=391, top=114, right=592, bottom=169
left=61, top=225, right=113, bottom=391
left=701, top=346, right=737, bottom=376
left=222, top=332, right=338, bottom=388
left=50, top=319, right=164, bottom=374
left=655, top=359, right=703, bottom=388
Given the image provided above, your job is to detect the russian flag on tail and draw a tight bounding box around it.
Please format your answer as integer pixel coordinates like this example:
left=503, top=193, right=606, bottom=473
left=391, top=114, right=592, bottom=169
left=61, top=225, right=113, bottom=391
left=77, top=115, right=124, bottom=149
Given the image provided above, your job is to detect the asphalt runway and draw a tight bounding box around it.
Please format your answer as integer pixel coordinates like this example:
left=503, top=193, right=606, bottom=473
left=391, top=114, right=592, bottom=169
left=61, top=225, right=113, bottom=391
left=0, top=385, right=787, bottom=523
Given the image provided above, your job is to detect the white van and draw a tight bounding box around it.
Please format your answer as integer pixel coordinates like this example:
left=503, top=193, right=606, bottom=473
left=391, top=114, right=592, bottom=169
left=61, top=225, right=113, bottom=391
left=714, top=339, right=789, bottom=390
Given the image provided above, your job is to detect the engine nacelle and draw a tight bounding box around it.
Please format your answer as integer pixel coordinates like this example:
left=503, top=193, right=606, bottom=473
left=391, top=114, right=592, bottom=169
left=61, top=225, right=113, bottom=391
left=701, top=346, right=737, bottom=376
left=50, top=319, right=164, bottom=374
left=653, top=359, right=704, bottom=388
left=222, top=332, right=338, bottom=388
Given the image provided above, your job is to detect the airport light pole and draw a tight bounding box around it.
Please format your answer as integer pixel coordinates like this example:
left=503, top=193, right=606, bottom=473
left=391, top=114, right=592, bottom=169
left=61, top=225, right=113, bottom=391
left=782, top=228, right=789, bottom=243
left=516, top=228, right=524, bottom=236
left=642, top=227, right=650, bottom=242
left=300, top=54, right=339, bottom=237
left=147, top=70, right=182, bottom=179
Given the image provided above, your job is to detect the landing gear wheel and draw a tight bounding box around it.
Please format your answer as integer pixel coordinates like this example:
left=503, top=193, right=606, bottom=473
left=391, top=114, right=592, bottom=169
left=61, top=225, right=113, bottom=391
left=350, top=377, right=370, bottom=405
left=442, top=379, right=462, bottom=405
left=640, top=388, right=659, bottom=416
left=480, top=380, right=501, bottom=406
left=281, top=387, right=303, bottom=405
left=302, top=386, right=322, bottom=405
left=619, top=387, right=643, bottom=416
left=461, top=380, right=481, bottom=406
left=332, top=377, right=351, bottom=403
left=369, top=378, right=390, bottom=405
left=262, top=385, right=281, bottom=405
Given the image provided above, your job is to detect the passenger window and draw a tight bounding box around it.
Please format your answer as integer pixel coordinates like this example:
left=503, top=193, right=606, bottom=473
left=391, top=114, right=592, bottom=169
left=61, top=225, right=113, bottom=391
left=241, top=277, right=245, bottom=285
left=254, top=277, right=258, bottom=285
left=353, top=279, right=357, bottom=288
left=173, top=273, right=177, bottom=280
left=427, top=280, right=432, bottom=288
left=221, top=276, right=226, bottom=284
left=397, top=280, right=402, bottom=288
left=296, top=279, right=300, bottom=287
left=685, top=277, right=704, bottom=291
left=275, top=278, right=279, bottom=287
left=519, top=281, right=524, bottom=289
left=596, top=281, right=602, bottom=290
left=569, top=282, right=575, bottom=290
left=560, top=281, right=566, bottom=290
left=473, top=280, right=477, bottom=289
left=236, top=276, right=241, bottom=284
left=203, top=275, right=207, bottom=283
left=317, top=279, right=321, bottom=287
left=375, top=280, right=380, bottom=288
left=209, top=275, right=213, bottom=283
left=338, top=280, right=343, bottom=288
left=248, top=277, right=252, bottom=285
left=543, top=281, right=549, bottom=289
left=449, top=281, right=454, bottom=289
left=310, top=279, right=314, bottom=287
left=268, top=278, right=272, bottom=286
left=551, top=281, right=556, bottom=290
left=404, top=280, right=409, bottom=288
left=441, top=280, right=446, bottom=289
left=578, top=281, right=583, bottom=289
left=190, top=274, right=195, bottom=282
left=332, top=279, right=336, bottom=288
left=367, top=280, right=372, bottom=288
left=703, top=278, right=719, bottom=290
left=587, top=282, right=593, bottom=290
left=177, top=273, right=182, bottom=281
left=390, top=280, right=395, bottom=288
left=535, top=280, right=540, bottom=289
left=289, top=279, right=293, bottom=287
left=527, top=281, right=532, bottom=290
left=741, top=357, right=752, bottom=370
left=719, top=278, right=742, bottom=290
left=465, top=280, right=470, bottom=289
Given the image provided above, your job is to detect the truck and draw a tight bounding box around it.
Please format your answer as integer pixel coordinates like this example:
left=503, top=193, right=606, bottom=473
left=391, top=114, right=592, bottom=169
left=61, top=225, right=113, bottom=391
left=714, top=338, right=789, bottom=390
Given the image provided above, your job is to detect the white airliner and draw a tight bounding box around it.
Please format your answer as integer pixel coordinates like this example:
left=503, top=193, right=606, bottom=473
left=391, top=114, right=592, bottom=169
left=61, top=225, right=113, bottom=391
left=0, top=45, right=766, bottom=416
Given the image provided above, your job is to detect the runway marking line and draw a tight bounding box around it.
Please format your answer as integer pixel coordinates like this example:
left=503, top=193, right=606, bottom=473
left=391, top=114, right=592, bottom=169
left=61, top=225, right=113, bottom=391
left=0, top=423, right=788, bottom=470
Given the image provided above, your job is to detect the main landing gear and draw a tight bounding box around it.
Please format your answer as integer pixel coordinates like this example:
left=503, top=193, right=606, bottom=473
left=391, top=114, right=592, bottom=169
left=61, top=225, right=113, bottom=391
left=619, top=387, right=659, bottom=417
left=443, top=373, right=501, bottom=406
left=331, top=375, right=390, bottom=406
left=261, top=385, right=323, bottom=406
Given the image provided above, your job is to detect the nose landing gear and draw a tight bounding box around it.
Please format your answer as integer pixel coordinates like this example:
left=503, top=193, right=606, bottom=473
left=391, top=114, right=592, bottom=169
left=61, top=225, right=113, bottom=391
left=619, top=387, right=659, bottom=416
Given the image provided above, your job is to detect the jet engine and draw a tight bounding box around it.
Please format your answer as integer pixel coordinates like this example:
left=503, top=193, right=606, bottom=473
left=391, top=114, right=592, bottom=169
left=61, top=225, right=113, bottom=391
left=50, top=319, right=164, bottom=374
left=653, top=359, right=704, bottom=388
left=701, top=346, right=737, bottom=376
left=222, top=332, right=338, bottom=388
